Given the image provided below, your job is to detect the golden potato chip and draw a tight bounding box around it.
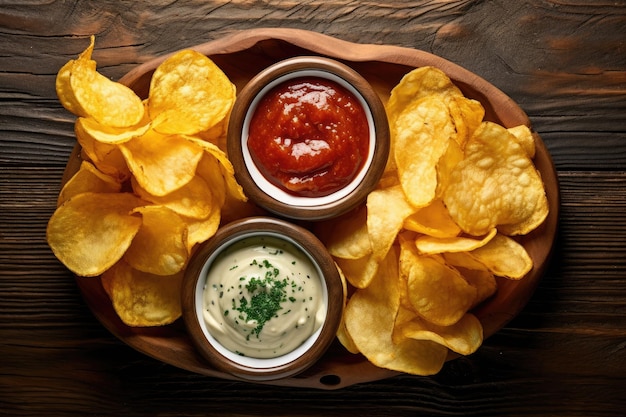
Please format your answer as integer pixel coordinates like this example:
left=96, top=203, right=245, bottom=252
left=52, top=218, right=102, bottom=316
left=124, top=205, right=188, bottom=276
left=195, top=152, right=227, bottom=208
left=403, top=199, right=461, bottom=238
left=334, top=255, right=379, bottom=289
left=60, top=37, right=144, bottom=127
left=74, top=121, right=132, bottom=182
left=442, top=251, right=490, bottom=271
left=101, top=261, right=183, bottom=327
left=188, top=136, right=247, bottom=203
left=386, top=66, right=462, bottom=127
left=47, top=192, right=144, bottom=276
left=399, top=240, right=476, bottom=326
left=334, top=264, right=359, bottom=354
left=469, top=233, right=533, bottom=280
left=57, top=160, right=121, bottom=206
left=316, top=205, right=371, bottom=260
left=120, top=129, right=204, bottom=196
left=148, top=50, right=236, bottom=135
left=183, top=206, right=222, bottom=251
left=459, top=267, right=498, bottom=308
left=394, top=96, right=455, bottom=208
left=344, top=247, right=448, bottom=375
left=76, top=114, right=150, bottom=145
left=396, top=311, right=483, bottom=356
left=132, top=175, right=214, bottom=220
left=415, top=228, right=497, bottom=255
left=435, top=138, right=464, bottom=198
left=507, top=124, right=536, bottom=158
left=443, top=121, right=549, bottom=236
left=448, top=95, right=485, bottom=147
left=367, top=184, right=415, bottom=264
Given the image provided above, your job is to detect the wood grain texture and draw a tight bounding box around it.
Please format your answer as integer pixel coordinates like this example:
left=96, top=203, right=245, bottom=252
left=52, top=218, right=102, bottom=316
left=1, top=0, right=625, bottom=415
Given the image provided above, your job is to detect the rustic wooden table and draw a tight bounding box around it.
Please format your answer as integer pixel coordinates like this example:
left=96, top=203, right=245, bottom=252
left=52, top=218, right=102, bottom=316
left=1, top=1, right=624, bottom=416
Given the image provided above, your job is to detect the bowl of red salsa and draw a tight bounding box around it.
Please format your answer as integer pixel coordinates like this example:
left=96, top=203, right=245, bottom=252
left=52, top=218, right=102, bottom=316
left=227, top=56, right=389, bottom=221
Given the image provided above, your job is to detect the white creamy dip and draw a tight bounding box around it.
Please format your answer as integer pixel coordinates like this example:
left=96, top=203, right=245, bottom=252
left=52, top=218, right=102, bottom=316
left=202, top=235, right=326, bottom=358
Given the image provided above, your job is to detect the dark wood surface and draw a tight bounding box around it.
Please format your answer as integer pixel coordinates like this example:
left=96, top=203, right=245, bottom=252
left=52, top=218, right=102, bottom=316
left=1, top=1, right=624, bottom=416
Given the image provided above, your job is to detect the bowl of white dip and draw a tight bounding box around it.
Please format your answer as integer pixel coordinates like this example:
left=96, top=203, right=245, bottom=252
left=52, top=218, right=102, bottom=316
left=182, top=216, right=345, bottom=381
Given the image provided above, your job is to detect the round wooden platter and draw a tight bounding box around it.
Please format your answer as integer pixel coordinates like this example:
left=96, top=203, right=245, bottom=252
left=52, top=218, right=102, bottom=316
left=65, top=28, right=559, bottom=390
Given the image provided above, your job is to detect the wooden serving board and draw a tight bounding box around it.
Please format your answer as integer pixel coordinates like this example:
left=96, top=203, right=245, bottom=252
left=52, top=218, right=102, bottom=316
left=64, top=28, right=559, bottom=390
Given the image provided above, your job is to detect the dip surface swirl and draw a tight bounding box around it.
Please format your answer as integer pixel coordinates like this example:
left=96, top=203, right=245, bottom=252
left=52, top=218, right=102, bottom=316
left=203, top=236, right=326, bottom=358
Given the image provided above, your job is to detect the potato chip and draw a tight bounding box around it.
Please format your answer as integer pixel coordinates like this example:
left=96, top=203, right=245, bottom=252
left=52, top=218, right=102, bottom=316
left=507, top=124, right=536, bottom=158
left=396, top=311, right=483, bottom=356
left=344, top=247, right=448, bottom=375
left=386, top=66, right=462, bottom=127
left=57, top=160, right=121, bottom=206
left=468, top=233, right=533, bottom=280
left=399, top=240, right=476, bottom=326
left=188, top=136, right=247, bottom=203
left=442, top=251, right=490, bottom=272
left=47, top=192, right=145, bottom=276
left=367, top=184, right=415, bottom=263
left=403, top=199, right=461, bottom=238
left=60, top=37, right=144, bottom=128
left=459, top=267, right=498, bottom=308
left=316, top=205, right=371, bottom=260
left=415, top=228, right=497, bottom=255
left=74, top=121, right=132, bottom=182
left=334, top=255, right=379, bottom=289
left=101, top=261, right=183, bottom=327
left=183, top=206, right=222, bottom=251
left=132, top=175, right=214, bottom=220
left=334, top=264, right=359, bottom=354
left=148, top=50, right=236, bottom=135
left=124, top=205, right=188, bottom=276
left=393, top=96, right=455, bottom=208
left=435, top=137, right=464, bottom=198
left=76, top=114, right=150, bottom=145
left=120, top=129, right=204, bottom=196
left=448, top=95, right=485, bottom=147
left=443, top=121, right=549, bottom=236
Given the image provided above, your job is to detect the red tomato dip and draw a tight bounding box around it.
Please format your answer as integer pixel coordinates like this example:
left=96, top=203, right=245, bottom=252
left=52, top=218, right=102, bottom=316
left=247, top=76, right=370, bottom=197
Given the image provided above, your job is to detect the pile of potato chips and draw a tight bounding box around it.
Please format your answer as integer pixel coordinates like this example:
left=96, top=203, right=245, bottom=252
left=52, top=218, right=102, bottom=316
left=48, top=37, right=549, bottom=377
left=47, top=36, right=252, bottom=326
left=317, top=66, right=549, bottom=375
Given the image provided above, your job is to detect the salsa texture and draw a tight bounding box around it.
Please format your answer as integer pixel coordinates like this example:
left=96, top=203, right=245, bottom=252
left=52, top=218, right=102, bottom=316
left=247, top=76, right=370, bottom=197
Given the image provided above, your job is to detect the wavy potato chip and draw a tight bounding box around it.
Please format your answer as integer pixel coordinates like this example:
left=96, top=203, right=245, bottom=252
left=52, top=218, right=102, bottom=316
left=188, top=136, right=247, bottom=203
left=47, top=192, right=145, bottom=277
left=415, top=228, right=497, bottom=255
left=59, top=37, right=144, bottom=128
left=507, top=124, right=536, bottom=158
left=101, top=261, right=183, bottom=327
left=394, top=95, right=456, bottom=208
left=344, top=247, right=448, bottom=375
left=316, top=205, right=371, bottom=260
left=403, top=199, right=461, bottom=238
left=459, top=268, right=498, bottom=308
left=124, top=205, right=188, bottom=276
left=386, top=66, right=463, bottom=127
left=183, top=206, right=222, bottom=251
left=399, top=240, right=476, bottom=326
left=76, top=113, right=150, bottom=145
left=120, top=129, right=204, bottom=196
left=395, top=310, right=483, bottom=356
left=57, top=160, right=121, bottom=206
left=468, top=233, right=533, bottom=280
left=148, top=50, right=236, bottom=135
left=132, top=175, right=214, bottom=220
left=443, top=121, right=549, bottom=236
